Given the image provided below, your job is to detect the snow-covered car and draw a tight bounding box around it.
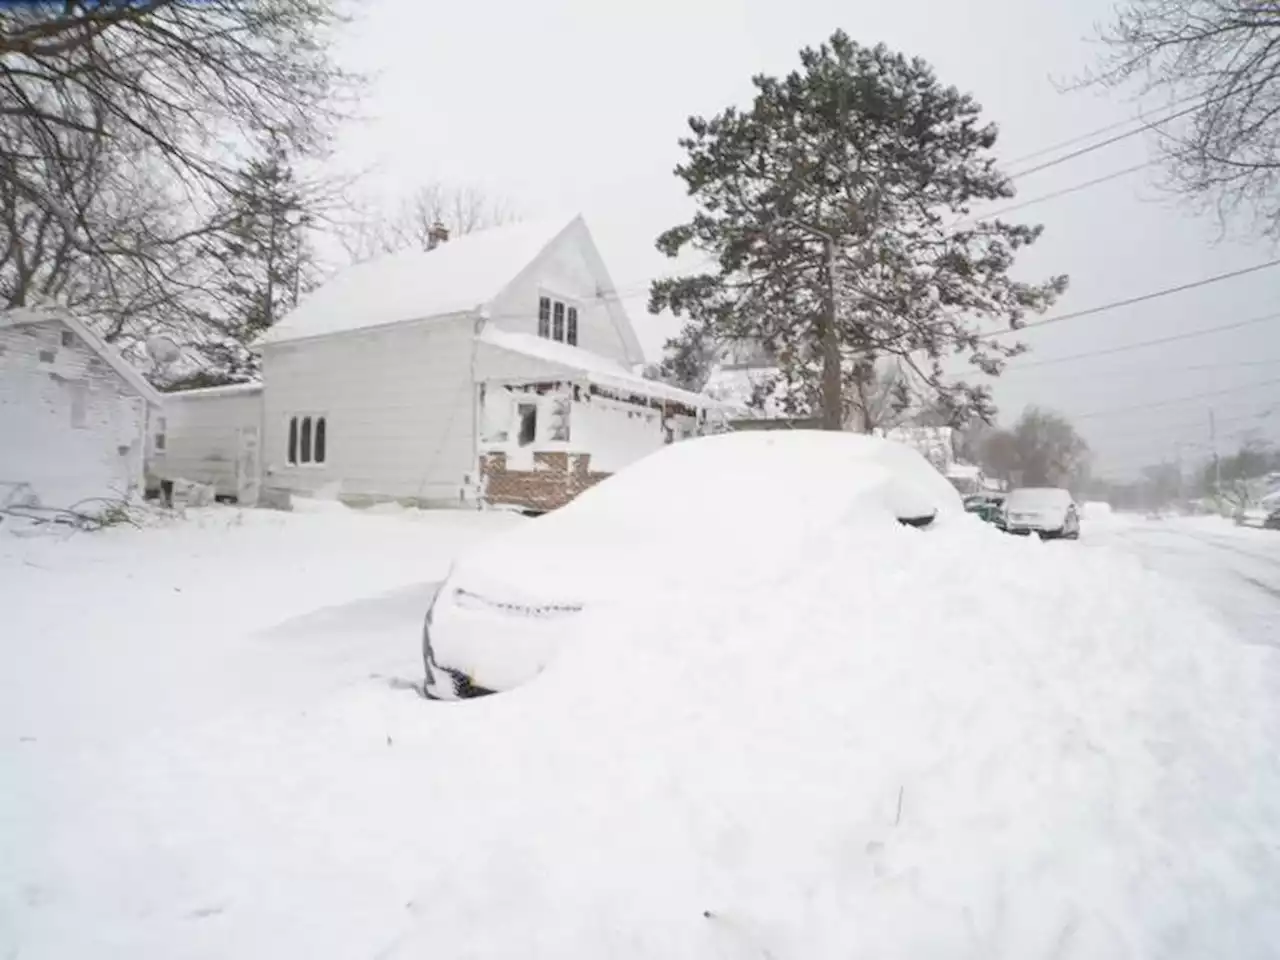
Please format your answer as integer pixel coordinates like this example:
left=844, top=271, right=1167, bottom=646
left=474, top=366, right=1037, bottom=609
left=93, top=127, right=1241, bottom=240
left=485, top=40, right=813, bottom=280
left=422, top=431, right=963, bottom=699
left=1081, top=500, right=1113, bottom=521
left=1001, top=486, right=1080, bottom=539
left=1234, top=491, right=1280, bottom=528
left=963, top=492, right=1006, bottom=527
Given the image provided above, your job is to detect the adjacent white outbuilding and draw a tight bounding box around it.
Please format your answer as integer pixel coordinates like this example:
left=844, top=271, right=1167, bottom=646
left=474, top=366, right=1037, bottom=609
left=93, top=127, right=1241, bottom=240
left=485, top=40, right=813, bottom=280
left=0, top=307, right=163, bottom=513
left=147, top=382, right=263, bottom=502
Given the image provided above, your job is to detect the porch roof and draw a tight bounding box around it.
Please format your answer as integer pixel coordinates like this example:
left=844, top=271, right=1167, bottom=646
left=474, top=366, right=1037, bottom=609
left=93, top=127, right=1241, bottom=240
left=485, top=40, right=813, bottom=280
left=476, top=328, right=726, bottom=410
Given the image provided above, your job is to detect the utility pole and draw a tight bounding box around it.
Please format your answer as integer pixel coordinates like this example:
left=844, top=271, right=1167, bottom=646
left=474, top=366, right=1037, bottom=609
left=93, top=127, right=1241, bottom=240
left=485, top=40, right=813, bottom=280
left=1174, top=441, right=1184, bottom=504
left=1209, top=408, right=1221, bottom=493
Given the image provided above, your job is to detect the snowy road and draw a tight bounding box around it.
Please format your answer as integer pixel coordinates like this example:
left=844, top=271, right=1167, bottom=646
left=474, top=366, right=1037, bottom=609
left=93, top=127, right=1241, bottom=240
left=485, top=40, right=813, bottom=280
left=1089, top=516, right=1280, bottom=650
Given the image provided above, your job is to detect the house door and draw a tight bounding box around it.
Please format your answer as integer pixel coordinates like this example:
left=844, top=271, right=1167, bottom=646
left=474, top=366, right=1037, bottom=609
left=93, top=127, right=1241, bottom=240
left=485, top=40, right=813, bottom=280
left=236, top=425, right=261, bottom=506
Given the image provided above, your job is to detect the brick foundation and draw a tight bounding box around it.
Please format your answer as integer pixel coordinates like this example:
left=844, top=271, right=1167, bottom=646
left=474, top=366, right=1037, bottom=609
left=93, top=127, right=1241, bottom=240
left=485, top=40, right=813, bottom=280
left=480, top=450, right=610, bottom=513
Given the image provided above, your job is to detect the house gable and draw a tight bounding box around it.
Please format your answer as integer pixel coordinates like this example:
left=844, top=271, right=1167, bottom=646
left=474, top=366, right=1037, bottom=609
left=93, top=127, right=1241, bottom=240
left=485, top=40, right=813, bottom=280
left=0, top=309, right=156, bottom=508
left=485, top=217, right=645, bottom=368
left=0, top=308, right=162, bottom=407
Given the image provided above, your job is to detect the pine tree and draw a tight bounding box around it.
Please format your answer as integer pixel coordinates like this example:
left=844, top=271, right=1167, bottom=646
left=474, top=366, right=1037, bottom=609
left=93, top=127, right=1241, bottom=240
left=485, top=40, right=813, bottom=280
left=649, top=31, right=1069, bottom=428
left=178, top=137, right=317, bottom=386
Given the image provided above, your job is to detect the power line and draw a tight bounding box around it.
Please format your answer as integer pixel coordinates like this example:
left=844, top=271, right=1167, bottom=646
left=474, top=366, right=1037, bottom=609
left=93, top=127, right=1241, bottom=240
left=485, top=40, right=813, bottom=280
left=1085, top=405, right=1272, bottom=444
left=1008, top=97, right=1206, bottom=181
left=981, top=260, right=1280, bottom=341
left=979, top=162, right=1153, bottom=222
left=1005, top=93, right=1204, bottom=166
left=1004, top=352, right=1280, bottom=379
left=999, top=309, right=1280, bottom=370
left=1075, top=376, right=1280, bottom=421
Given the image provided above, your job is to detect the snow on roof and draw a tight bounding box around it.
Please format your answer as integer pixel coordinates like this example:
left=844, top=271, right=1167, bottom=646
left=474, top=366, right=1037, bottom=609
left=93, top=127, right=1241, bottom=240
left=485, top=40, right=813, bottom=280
left=946, top=461, right=982, bottom=480
left=702, top=364, right=784, bottom=417
left=261, top=216, right=579, bottom=345
left=1, top=307, right=163, bottom=407
left=163, top=382, right=263, bottom=400
left=478, top=327, right=724, bottom=410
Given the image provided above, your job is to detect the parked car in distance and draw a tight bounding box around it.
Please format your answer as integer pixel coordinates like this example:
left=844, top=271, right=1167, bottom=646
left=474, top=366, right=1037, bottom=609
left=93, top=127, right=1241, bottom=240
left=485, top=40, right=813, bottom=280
left=963, top=493, right=1006, bottom=528
left=422, top=431, right=964, bottom=700
left=1235, top=492, right=1280, bottom=529
left=1002, top=487, right=1080, bottom=540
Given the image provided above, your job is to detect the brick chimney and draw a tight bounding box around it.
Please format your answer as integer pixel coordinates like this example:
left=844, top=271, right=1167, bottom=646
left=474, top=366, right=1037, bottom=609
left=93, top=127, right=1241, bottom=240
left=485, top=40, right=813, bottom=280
left=426, top=222, right=450, bottom=250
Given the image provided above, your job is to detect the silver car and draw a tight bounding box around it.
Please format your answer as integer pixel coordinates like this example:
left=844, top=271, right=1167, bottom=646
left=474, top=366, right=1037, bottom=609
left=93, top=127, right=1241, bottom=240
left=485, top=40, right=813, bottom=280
left=1002, top=487, right=1081, bottom=540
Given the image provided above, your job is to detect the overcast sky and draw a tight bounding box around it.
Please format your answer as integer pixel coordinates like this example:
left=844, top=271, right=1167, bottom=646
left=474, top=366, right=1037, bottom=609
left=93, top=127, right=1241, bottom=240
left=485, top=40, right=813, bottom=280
left=329, top=0, right=1280, bottom=479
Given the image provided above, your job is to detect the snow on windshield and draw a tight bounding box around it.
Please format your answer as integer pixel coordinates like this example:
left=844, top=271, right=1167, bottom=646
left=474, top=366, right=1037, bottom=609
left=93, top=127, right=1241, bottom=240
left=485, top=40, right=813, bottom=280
left=1006, top=487, right=1072, bottom=510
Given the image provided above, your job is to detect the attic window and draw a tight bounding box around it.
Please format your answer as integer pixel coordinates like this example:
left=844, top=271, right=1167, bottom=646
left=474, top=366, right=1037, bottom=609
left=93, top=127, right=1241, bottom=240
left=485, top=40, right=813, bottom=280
left=538, top=297, right=551, bottom=338
left=60, top=329, right=75, bottom=348
left=538, top=295, right=578, bottom=344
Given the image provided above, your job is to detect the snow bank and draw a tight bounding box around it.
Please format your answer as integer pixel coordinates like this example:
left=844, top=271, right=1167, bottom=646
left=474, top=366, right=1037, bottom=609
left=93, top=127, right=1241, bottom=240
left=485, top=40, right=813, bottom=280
left=4, top=498, right=1280, bottom=958
left=448, top=430, right=962, bottom=603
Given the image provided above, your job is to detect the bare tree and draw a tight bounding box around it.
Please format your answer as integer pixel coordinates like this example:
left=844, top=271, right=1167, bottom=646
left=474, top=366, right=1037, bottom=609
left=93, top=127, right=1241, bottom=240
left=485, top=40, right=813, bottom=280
left=1093, top=1, right=1280, bottom=235
left=1, top=0, right=356, bottom=356
left=339, top=182, right=518, bottom=264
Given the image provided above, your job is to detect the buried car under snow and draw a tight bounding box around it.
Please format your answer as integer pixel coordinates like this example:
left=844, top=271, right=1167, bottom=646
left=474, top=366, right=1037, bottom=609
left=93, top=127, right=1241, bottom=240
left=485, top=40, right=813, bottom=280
left=422, top=430, right=963, bottom=699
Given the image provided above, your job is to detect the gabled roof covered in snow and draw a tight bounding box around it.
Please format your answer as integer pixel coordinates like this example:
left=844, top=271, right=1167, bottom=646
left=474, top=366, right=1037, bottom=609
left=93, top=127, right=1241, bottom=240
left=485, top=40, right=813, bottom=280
left=260, top=215, right=642, bottom=357
left=478, top=328, right=726, bottom=410
left=1, top=308, right=163, bottom=407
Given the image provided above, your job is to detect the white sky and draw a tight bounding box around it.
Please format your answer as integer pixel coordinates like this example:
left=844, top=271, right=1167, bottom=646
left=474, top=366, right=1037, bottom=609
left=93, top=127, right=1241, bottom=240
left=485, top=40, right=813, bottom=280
left=330, top=0, right=1280, bottom=479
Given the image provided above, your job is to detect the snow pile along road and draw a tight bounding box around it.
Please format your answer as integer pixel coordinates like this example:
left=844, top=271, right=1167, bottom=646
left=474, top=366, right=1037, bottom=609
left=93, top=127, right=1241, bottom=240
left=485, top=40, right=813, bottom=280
left=3, top=502, right=1280, bottom=957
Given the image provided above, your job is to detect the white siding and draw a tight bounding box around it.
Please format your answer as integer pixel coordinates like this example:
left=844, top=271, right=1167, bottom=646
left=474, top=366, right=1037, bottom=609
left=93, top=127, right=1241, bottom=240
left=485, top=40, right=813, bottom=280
left=570, top=394, right=667, bottom=473
left=260, top=315, right=478, bottom=505
left=488, top=220, right=639, bottom=366
left=0, top=319, right=148, bottom=509
left=150, top=389, right=262, bottom=498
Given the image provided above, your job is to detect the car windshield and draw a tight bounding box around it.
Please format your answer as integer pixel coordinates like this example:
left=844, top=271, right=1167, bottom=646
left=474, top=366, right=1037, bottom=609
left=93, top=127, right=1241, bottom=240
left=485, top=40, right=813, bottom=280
left=1006, top=488, right=1071, bottom=510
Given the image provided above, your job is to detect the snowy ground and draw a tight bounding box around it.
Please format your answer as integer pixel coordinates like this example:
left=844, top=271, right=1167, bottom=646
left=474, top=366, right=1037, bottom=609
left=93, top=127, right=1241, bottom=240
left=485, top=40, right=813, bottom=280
left=4, top=502, right=1280, bottom=958
left=1085, top=512, right=1280, bottom=651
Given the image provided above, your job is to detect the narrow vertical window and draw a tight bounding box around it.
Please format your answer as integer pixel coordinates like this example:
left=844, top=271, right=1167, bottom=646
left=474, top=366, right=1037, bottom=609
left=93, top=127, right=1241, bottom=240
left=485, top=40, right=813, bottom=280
left=300, top=416, right=312, bottom=463
left=566, top=307, right=579, bottom=346
left=552, top=301, right=565, bottom=341
left=538, top=296, right=551, bottom=338
left=314, top=417, right=327, bottom=464
left=288, top=417, right=299, bottom=464
left=69, top=382, right=87, bottom=429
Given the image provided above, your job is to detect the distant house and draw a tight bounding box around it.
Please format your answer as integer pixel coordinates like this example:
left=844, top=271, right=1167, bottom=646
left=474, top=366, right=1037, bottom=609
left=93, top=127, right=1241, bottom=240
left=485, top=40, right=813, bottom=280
left=159, top=215, right=722, bottom=512
left=0, top=308, right=163, bottom=512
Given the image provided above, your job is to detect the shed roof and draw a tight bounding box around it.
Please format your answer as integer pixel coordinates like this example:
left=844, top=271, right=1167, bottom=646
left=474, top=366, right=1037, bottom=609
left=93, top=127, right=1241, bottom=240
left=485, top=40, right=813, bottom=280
left=261, top=215, right=580, bottom=345
left=0, top=308, right=163, bottom=407
left=477, top=328, right=725, bottom=410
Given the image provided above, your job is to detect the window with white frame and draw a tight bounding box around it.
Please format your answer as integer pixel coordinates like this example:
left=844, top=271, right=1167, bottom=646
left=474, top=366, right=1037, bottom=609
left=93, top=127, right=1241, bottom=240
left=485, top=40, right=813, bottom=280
left=287, top=414, right=327, bottom=465
left=538, top=296, right=551, bottom=338
left=537, top=295, right=579, bottom=345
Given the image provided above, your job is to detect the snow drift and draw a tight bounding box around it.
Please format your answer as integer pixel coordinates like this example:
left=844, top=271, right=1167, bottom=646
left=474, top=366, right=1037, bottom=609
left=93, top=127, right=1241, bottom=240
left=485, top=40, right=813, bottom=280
left=4, top=491, right=1280, bottom=958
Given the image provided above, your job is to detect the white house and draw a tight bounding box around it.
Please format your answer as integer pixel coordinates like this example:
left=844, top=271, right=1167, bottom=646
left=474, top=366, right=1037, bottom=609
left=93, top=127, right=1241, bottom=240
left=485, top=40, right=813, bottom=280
left=0, top=307, right=163, bottom=513
left=163, top=214, right=720, bottom=512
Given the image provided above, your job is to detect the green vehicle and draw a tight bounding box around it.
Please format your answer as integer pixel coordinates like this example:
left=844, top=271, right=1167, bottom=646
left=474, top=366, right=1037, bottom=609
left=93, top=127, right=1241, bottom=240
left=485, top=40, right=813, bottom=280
left=963, top=493, right=1006, bottom=528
